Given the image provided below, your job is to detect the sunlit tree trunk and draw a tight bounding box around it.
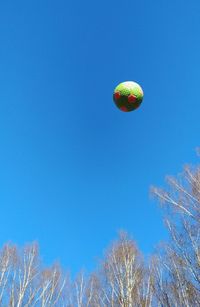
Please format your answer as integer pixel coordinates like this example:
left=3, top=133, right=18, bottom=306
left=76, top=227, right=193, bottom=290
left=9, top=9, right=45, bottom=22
left=95, top=232, right=149, bottom=307
left=0, top=243, right=66, bottom=306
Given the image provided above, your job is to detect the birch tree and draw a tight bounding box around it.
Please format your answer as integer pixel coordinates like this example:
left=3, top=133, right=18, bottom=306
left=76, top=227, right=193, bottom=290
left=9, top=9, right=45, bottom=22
left=152, top=164, right=200, bottom=306
left=95, top=232, right=152, bottom=307
left=0, top=243, right=66, bottom=306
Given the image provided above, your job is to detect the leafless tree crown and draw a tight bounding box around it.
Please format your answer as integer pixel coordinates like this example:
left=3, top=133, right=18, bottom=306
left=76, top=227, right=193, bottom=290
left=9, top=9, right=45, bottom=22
left=1, top=163, right=200, bottom=306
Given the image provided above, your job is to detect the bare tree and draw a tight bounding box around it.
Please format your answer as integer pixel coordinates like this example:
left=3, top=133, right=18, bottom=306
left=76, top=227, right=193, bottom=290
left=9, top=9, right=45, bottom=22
left=0, top=243, right=66, bottom=306
left=94, top=232, right=153, bottom=307
left=1, top=162, right=200, bottom=306
left=66, top=271, right=98, bottom=307
left=151, top=164, right=200, bottom=306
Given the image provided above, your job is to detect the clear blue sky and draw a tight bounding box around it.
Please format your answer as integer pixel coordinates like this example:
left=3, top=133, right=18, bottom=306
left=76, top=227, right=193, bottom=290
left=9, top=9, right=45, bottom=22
left=0, top=0, right=199, bottom=273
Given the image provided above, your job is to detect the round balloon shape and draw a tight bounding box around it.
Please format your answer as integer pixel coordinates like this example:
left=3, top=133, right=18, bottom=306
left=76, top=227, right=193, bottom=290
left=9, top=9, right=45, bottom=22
left=113, top=81, right=144, bottom=112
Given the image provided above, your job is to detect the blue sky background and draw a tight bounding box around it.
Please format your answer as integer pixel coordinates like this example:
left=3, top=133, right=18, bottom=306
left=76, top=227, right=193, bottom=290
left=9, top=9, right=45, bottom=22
left=0, top=0, right=200, bottom=273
